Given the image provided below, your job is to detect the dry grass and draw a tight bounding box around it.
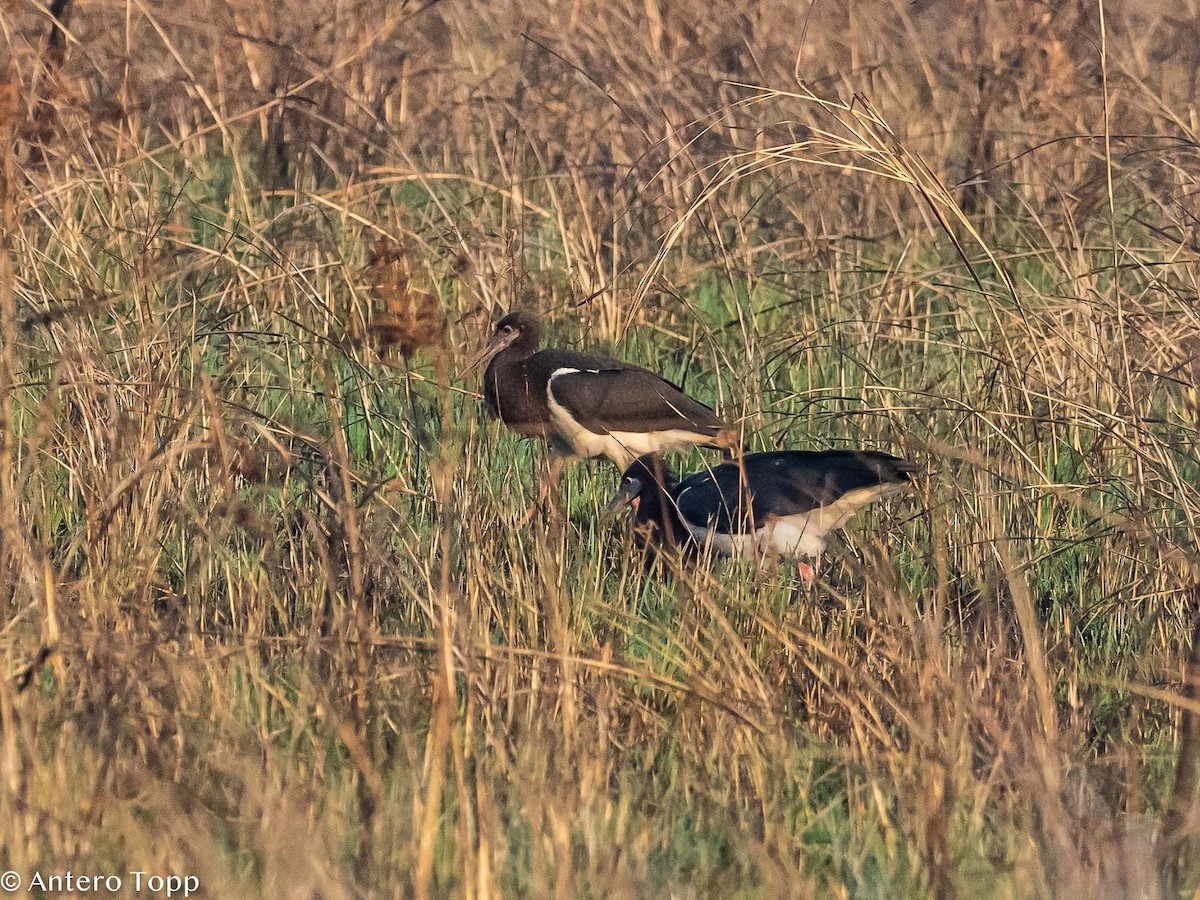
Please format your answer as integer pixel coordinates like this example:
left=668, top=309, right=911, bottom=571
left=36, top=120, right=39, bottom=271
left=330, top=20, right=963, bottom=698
left=1, top=0, right=1200, bottom=896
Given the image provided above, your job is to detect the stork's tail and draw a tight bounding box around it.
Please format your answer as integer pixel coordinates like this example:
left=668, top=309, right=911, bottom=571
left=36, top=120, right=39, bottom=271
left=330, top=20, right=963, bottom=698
left=711, top=427, right=745, bottom=459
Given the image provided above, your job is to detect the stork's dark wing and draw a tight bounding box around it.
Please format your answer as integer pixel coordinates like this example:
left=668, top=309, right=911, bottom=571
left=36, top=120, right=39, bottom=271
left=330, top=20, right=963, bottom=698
left=677, top=450, right=915, bottom=534
left=544, top=356, right=726, bottom=436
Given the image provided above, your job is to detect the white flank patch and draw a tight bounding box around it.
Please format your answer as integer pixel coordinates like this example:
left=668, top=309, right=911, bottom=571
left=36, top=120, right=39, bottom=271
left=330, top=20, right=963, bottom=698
left=681, top=511, right=829, bottom=561
left=545, top=369, right=715, bottom=468
left=678, top=482, right=904, bottom=562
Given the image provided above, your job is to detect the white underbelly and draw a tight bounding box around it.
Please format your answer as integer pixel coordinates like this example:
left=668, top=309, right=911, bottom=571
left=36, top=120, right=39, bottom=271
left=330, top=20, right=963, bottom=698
left=561, top=426, right=713, bottom=464
left=545, top=371, right=712, bottom=465
left=684, top=513, right=829, bottom=560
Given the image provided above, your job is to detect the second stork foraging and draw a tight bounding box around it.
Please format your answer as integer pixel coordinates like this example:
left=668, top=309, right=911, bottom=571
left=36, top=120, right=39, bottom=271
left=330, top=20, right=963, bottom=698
left=605, top=449, right=916, bottom=583
left=467, top=310, right=737, bottom=510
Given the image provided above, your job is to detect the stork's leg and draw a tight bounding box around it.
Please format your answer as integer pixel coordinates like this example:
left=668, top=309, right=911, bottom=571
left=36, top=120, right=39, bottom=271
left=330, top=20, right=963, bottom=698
left=542, top=453, right=565, bottom=513
left=784, top=560, right=816, bottom=605
left=523, top=453, right=566, bottom=523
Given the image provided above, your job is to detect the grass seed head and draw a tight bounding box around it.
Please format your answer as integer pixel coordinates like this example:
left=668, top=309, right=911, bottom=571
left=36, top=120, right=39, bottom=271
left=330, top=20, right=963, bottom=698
left=0, top=78, right=16, bottom=133
left=365, top=236, right=446, bottom=361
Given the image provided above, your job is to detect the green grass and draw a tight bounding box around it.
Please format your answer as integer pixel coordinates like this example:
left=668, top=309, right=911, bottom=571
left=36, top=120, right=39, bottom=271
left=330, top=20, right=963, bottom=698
left=4, top=3, right=1200, bottom=895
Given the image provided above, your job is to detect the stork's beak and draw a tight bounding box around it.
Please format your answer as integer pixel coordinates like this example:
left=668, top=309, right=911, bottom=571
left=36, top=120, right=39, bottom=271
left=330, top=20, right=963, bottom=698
left=462, top=329, right=519, bottom=376
left=601, top=477, right=642, bottom=523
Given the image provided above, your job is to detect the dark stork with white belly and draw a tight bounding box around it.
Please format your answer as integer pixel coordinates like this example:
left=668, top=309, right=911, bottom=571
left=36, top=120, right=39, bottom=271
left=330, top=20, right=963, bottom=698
left=467, top=310, right=737, bottom=511
left=605, top=449, right=916, bottom=582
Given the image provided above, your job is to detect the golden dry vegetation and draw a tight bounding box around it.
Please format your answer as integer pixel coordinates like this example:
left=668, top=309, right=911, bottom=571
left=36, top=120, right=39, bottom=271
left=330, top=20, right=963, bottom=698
left=2, top=0, right=1200, bottom=897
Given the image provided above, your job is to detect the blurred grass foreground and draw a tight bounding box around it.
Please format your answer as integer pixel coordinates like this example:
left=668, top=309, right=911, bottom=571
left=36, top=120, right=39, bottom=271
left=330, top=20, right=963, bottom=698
left=3, top=1, right=1200, bottom=896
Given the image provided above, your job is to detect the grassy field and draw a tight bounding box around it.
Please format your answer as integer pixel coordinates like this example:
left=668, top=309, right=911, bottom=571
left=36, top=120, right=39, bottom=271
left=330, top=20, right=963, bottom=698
left=2, top=0, right=1200, bottom=896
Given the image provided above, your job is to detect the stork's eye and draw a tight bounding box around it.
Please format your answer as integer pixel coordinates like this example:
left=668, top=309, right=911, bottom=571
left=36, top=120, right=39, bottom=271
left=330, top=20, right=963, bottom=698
left=500, top=325, right=514, bottom=334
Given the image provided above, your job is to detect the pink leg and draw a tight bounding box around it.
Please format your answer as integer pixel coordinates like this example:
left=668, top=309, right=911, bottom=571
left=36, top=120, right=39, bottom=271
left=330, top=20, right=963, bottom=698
left=797, top=561, right=815, bottom=585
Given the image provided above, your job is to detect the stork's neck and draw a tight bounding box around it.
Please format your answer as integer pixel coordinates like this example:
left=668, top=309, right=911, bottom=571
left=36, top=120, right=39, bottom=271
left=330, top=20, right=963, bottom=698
left=495, top=339, right=537, bottom=370
left=635, top=472, right=687, bottom=551
left=509, top=325, right=541, bottom=357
